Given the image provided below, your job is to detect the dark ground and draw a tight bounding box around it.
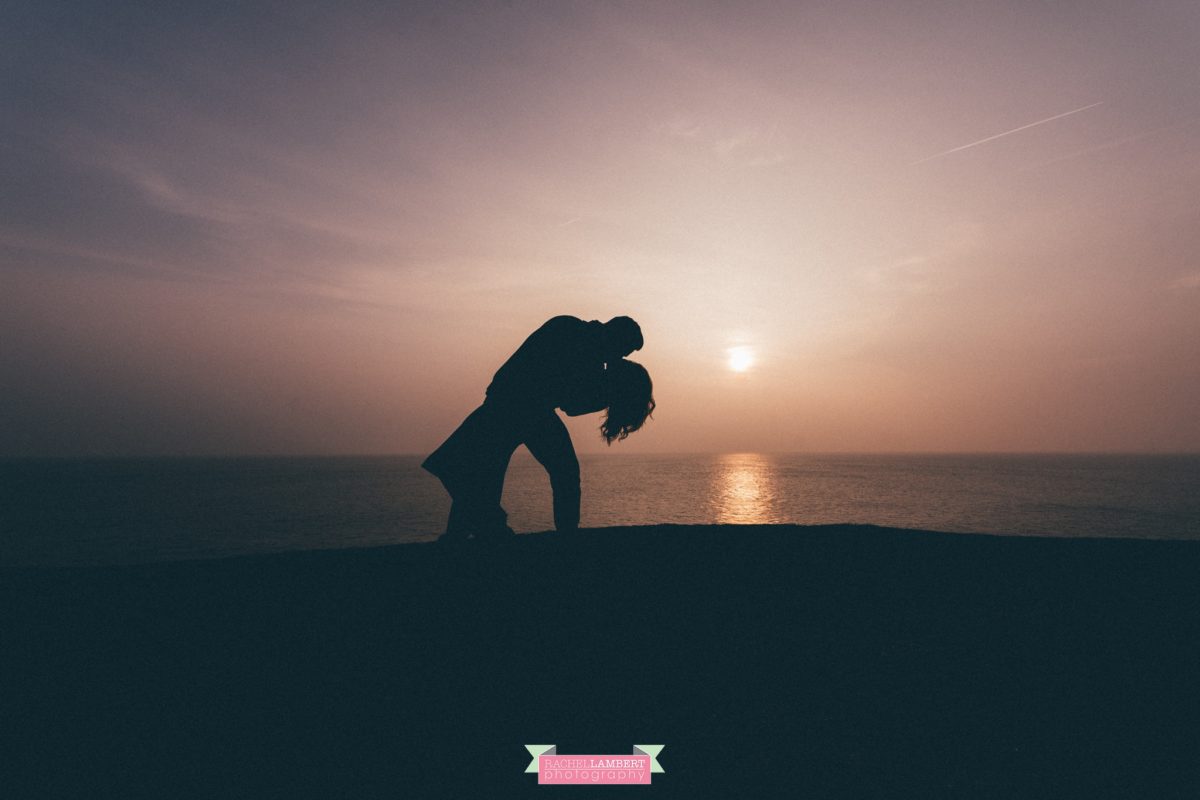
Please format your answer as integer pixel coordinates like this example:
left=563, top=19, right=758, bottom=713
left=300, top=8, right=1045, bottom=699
left=3, top=524, right=1199, bottom=798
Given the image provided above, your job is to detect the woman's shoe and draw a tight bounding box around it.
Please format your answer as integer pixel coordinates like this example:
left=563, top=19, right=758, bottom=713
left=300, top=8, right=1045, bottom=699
left=474, top=526, right=517, bottom=545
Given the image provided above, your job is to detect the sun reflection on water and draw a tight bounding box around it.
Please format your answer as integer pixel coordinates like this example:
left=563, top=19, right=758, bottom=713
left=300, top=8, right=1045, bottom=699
left=710, top=453, right=780, bottom=525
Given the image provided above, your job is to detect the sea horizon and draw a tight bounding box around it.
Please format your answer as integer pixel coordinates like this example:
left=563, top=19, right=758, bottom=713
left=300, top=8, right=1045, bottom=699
left=5, top=449, right=1200, bottom=460
left=5, top=452, right=1198, bottom=568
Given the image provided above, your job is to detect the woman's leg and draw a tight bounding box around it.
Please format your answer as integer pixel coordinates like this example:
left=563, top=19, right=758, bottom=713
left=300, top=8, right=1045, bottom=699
left=450, top=470, right=514, bottom=540
left=427, top=402, right=519, bottom=541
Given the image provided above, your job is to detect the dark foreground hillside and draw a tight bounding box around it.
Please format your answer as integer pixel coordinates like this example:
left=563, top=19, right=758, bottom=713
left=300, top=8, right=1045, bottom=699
left=3, top=525, right=1198, bottom=798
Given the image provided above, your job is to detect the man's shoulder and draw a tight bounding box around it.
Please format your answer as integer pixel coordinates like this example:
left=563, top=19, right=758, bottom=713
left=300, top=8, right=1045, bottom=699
left=541, top=314, right=587, bottom=329
left=536, top=315, right=603, bottom=338
left=527, top=316, right=604, bottom=360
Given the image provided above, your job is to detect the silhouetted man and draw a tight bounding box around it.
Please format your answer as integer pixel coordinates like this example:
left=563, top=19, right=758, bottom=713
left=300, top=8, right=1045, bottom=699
left=423, top=315, right=644, bottom=542
left=486, top=315, right=642, bottom=408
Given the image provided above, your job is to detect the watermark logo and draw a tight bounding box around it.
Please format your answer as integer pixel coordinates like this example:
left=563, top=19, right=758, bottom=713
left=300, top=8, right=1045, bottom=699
left=524, top=745, right=665, bottom=785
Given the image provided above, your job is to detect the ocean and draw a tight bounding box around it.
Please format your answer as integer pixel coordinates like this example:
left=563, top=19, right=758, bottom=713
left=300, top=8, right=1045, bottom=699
left=2, top=453, right=1198, bottom=566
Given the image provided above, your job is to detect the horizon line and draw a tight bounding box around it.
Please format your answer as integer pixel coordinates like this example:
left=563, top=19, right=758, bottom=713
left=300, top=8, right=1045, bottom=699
left=4, top=450, right=1200, bottom=461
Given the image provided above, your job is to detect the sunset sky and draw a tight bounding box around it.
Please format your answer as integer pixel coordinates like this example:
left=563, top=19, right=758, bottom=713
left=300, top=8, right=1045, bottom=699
left=3, top=1, right=1198, bottom=456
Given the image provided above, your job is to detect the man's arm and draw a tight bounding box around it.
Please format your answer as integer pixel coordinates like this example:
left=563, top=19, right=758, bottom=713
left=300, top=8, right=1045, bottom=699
left=558, top=366, right=606, bottom=417
left=523, top=412, right=581, bottom=533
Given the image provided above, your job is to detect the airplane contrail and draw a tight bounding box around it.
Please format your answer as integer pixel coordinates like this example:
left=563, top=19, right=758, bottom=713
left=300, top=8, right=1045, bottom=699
left=1020, top=115, right=1200, bottom=170
left=913, top=101, right=1104, bottom=164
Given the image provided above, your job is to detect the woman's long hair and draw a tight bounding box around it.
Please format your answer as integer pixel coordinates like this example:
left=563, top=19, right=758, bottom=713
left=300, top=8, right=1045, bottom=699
left=601, top=359, right=655, bottom=445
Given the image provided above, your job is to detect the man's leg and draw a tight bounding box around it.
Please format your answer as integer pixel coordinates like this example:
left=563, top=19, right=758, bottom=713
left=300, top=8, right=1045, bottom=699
left=523, top=412, right=581, bottom=533
left=469, top=456, right=516, bottom=541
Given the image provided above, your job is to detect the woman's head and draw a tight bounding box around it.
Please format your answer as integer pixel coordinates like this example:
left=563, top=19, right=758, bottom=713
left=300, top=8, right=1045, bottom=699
left=601, top=359, right=655, bottom=444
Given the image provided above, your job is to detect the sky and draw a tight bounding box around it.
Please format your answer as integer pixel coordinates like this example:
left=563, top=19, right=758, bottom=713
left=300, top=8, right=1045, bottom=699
left=2, top=0, right=1198, bottom=456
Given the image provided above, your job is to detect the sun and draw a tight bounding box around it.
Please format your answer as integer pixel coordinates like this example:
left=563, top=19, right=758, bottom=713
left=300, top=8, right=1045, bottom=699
left=727, top=346, right=755, bottom=373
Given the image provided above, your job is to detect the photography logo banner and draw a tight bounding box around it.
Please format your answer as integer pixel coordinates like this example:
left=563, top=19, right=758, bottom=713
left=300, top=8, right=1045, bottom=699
left=524, top=745, right=665, bottom=785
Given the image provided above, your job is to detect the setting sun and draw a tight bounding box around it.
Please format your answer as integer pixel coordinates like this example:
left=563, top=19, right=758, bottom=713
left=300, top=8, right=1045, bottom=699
left=728, top=346, right=755, bottom=373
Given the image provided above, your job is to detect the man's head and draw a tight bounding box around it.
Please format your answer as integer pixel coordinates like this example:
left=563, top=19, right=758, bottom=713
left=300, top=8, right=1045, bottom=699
left=602, top=316, right=643, bottom=360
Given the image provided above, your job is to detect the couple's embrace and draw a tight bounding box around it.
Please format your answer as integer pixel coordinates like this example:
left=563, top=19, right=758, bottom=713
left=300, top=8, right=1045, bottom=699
left=423, top=315, right=655, bottom=543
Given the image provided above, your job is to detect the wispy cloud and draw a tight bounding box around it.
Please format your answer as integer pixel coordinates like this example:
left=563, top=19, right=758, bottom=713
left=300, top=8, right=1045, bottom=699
left=0, top=231, right=227, bottom=282
left=859, top=255, right=936, bottom=294
left=660, top=117, right=702, bottom=139
left=1172, top=272, right=1200, bottom=290
left=857, top=221, right=986, bottom=295
left=658, top=118, right=791, bottom=168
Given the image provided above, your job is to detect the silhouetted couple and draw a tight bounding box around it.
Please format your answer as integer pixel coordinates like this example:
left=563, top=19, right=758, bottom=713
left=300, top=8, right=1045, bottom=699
left=423, top=315, right=655, bottom=543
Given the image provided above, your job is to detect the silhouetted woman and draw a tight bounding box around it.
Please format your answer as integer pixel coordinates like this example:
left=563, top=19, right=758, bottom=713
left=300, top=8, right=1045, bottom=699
left=422, top=316, right=654, bottom=543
